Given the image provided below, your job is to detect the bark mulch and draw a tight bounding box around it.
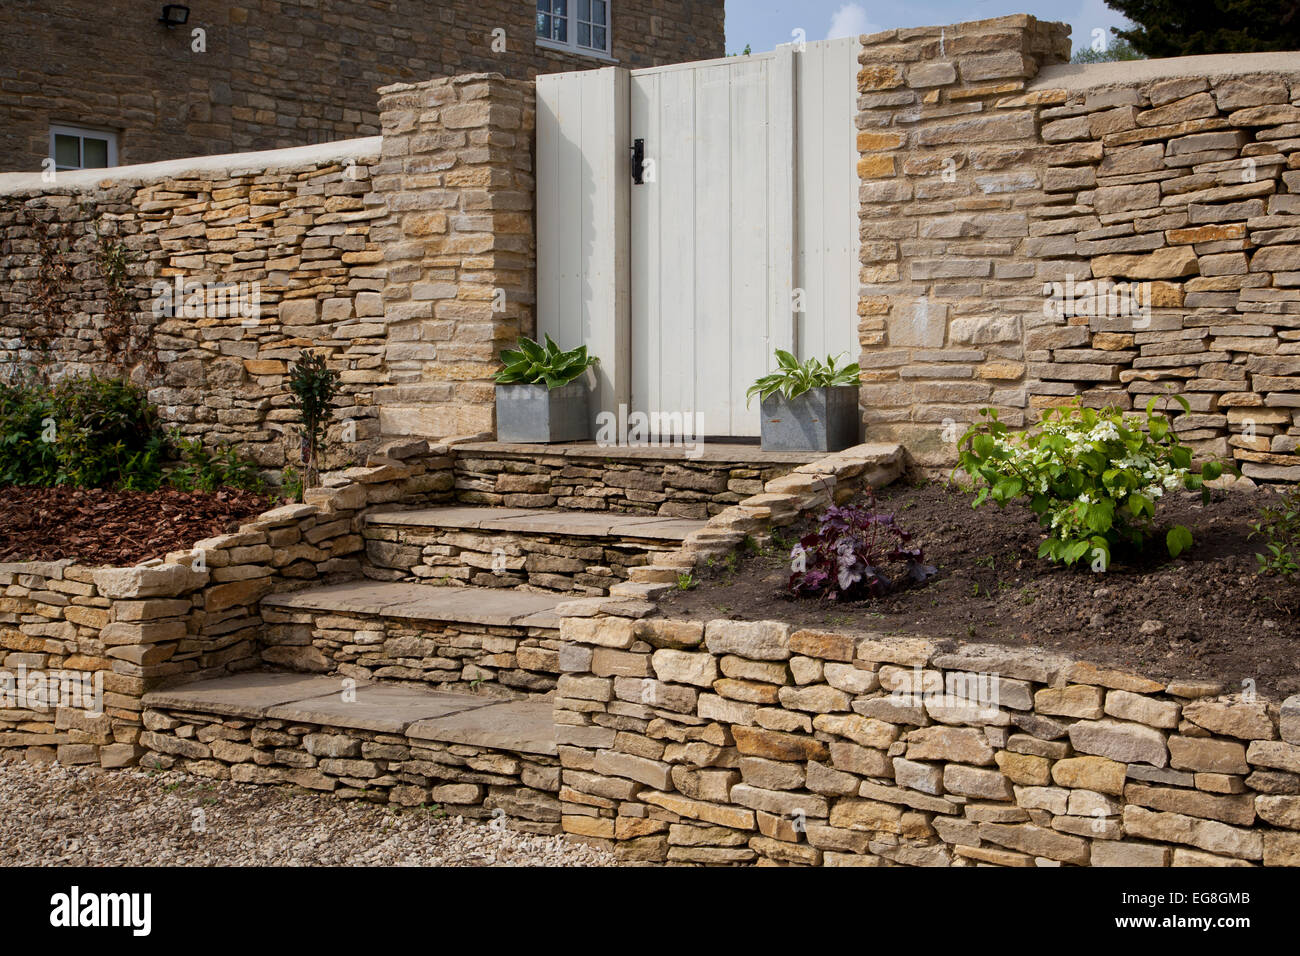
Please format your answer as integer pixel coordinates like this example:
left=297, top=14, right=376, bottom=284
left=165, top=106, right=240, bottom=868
left=658, top=480, right=1300, bottom=699
left=0, top=486, right=270, bottom=567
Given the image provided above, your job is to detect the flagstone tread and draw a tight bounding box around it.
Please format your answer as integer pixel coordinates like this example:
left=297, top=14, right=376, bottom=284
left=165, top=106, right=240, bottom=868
left=365, top=505, right=707, bottom=541
left=407, top=699, right=558, bottom=755
left=142, top=672, right=347, bottom=717
left=262, top=581, right=564, bottom=628
left=142, top=672, right=556, bottom=755
left=265, top=682, right=496, bottom=735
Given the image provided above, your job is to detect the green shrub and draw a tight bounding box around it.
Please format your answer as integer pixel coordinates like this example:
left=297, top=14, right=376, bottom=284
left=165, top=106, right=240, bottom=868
left=166, top=436, right=265, bottom=494
left=0, top=374, right=264, bottom=494
left=1251, top=487, right=1300, bottom=578
left=494, top=335, right=598, bottom=388
left=0, top=377, right=59, bottom=485
left=0, top=374, right=165, bottom=489
left=955, top=398, right=1224, bottom=569
left=746, top=351, right=860, bottom=406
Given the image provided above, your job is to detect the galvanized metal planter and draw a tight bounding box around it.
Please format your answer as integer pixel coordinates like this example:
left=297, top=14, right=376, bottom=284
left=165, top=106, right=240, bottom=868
left=758, top=385, right=860, bottom=453
left=495, top=382, right=590, bottom=443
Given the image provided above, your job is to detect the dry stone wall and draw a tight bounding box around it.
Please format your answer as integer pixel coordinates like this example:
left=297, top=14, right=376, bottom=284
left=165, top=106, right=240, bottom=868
left=554, top=613, right=1300, bottom=866
left=0, top=73, right=534, bottom=468
left=139, top=704, right=563, bottom=832
left=856, top=16, right=1300, bottom=481
left=0, top=140, right=389, bottom=474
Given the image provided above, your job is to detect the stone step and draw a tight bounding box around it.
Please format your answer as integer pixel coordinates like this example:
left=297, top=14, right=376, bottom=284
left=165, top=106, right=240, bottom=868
left=259, top=581, right=566, bottom=697
left=140, top=672, right=561, bottom=829
left=263, top=579, right=565, bottom=628
left=362, top=505, right=707, bottom=595
left=452, top=441, right=814, bottom=518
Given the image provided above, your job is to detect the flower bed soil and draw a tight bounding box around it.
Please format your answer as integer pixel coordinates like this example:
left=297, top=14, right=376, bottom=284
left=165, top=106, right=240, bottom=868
left=0, top=486, right=270, bottom=566
left=659, top=481, right=1300, bottom=699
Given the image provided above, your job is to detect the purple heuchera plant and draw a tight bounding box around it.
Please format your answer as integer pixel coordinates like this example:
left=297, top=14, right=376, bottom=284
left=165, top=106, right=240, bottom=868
left=789, top=498, right=937, bottom=600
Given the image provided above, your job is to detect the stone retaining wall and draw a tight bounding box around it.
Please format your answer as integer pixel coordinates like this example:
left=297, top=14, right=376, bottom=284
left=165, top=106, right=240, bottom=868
left=452, top=446, right=817, bottom=519
left=0, top=441, right=453, bottom=766
left=553, top=613, right=1300, bottom=865
left=259, top=608, right=560, bottom=697
left=857, top=16, right=1300, bottom=480
left=139, top=705, right=563, bottom=834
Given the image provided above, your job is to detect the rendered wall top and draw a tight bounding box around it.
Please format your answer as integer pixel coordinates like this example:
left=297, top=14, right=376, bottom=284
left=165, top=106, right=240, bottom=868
left=0, top=0, right=725, bottom=172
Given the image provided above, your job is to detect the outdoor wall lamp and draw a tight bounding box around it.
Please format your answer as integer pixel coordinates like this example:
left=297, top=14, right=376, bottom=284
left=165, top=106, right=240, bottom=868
left=158, top=5, right=190, bottom=27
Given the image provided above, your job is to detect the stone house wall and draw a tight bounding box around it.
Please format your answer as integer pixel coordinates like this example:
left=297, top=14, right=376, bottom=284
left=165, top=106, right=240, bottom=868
left=0, top=0, right=726, bottom=172
left=857, top=16, right=1300, bottom=480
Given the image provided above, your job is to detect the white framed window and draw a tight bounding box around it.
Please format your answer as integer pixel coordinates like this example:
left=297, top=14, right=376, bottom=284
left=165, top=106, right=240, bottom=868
left=49, top=125, right=118, bottom=171
left=536, top=0, right=611, bottom=57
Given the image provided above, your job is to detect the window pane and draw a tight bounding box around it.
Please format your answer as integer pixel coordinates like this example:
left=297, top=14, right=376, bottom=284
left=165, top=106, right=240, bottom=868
left=54, top=134, right=80, bottom=169
left=593, top=25, right=606, bottom=50
left=578, top=0, right=590, bottom=20
left=536, top=11, right=549, bottom=37
left=82, top=137, right=108, bottom=168
left=593, top=0, right=606, bottom=25
left=554, top=16, right=566, bottom=41
left=554, top=0, right=566, bottom=15
left=578, top=22, right=590, bottom=47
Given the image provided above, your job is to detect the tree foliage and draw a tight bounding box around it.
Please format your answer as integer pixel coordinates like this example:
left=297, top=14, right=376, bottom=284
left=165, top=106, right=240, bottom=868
left=1105, top=0, right=1300, bottom=56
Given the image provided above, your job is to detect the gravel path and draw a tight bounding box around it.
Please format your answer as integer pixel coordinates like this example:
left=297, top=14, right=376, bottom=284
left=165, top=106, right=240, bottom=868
left=0, top=759, right=617, bottom=867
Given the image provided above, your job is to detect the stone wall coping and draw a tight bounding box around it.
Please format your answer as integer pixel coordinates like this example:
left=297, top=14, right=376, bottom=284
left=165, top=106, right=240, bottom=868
left=1032, top=52, right=1300, bottom=93
left=0, top=136, right=383, bottom=195
left=377, top=72, right=523, bottom=95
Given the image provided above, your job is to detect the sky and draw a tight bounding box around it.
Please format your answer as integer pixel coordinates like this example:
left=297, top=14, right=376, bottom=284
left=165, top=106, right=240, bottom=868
left=723, top=0, right=1130, bottom=58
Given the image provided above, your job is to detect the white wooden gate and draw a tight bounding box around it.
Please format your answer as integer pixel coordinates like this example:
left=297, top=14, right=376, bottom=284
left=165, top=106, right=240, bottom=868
left=537, top=38, right=860, bottom=437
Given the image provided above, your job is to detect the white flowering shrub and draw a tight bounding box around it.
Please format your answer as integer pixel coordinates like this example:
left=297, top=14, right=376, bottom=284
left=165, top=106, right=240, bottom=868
left=955, top=398, right=1225, bottom=568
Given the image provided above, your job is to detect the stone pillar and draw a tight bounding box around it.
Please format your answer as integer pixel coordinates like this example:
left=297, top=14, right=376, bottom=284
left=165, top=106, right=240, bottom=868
left=372, top=73, right=536, bottom=440
left=855, top=16, right=1070, bottom=465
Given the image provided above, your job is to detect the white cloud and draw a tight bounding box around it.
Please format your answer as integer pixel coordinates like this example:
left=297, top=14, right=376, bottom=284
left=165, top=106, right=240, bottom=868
left=826, top=3, right=879, bottom=40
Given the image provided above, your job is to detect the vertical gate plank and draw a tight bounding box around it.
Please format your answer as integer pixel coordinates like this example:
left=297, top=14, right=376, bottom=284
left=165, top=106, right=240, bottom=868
left=795, top=37, right=862, bottom=363
left=536, top=67, right=630, bottom=429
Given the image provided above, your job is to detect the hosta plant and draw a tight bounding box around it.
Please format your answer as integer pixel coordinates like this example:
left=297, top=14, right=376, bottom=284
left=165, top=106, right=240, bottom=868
left=955, top=398, right=1225, bottom=569
left=495, top=335, right=598, bottom=389
left=746, top=350, right=860, bottom=405
left=789, top=497, right=937, bottom=600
